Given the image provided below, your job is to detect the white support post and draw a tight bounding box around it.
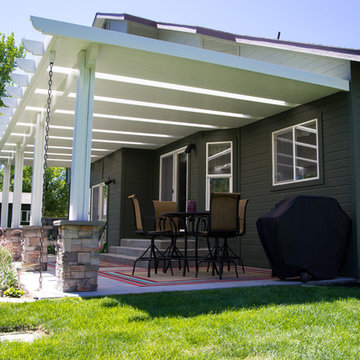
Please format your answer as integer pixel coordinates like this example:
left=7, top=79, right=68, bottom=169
left=69, top=45, right=98, bottom=221
left=1, top=161, right=11, bottom=228
left=11, top=144, right=24, bottom=228
left=30, top=113, right=45, bottom=226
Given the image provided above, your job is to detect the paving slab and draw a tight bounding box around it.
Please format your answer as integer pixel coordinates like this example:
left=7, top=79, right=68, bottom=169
left=0, top=331, right=44, bottom=342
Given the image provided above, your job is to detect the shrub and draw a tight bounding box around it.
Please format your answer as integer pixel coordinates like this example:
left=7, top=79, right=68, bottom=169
left=3, top=287, right=24, bottom=298
left=0, top=247, right=19, bottom=293
left=47, top=243, right=56, bottom=255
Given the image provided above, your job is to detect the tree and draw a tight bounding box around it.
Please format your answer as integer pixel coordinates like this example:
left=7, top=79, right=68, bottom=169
left=0, top=166, right=69, bottom=218
left=0, top=33, right=25, bottom=108
left=43, top=167, right=69, bottom=218
left=0, top=165, right=33, bottom=193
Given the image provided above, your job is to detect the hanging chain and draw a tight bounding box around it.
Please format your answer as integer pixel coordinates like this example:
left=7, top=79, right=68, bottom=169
left=39, top=62, right=53, bottom=291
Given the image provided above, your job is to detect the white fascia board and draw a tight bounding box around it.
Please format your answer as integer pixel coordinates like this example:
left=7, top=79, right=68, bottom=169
left=31, top=16, right=349, bottom=91
left=235, top=38, right=360, bottom=62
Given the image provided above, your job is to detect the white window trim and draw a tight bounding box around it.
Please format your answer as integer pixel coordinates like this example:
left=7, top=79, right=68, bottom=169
left=21, top=209, right=31, bottom=224
left=90, top=182, right=108, bottom=221
left=206, top=141, right=233, bottom=210
left=272, top=118, right=320, bottom=186
left=159, top=146, right=188, bottom=203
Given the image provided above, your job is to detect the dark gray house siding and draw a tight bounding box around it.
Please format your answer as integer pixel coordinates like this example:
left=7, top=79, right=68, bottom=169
left=240, top=92, right=353, bottom=271
left=92, top=88, right=357, bottom=275
left=349, top=61, right=360, bottom=276
left=91, top=148, right=155, bottom=246
left=91, top=149, right=123, bottom=246
left=120, top=148, right=156, bottom=240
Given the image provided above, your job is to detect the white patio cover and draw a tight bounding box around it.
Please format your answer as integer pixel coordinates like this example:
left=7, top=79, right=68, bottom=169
left=0, top=16, right=351, bottom=222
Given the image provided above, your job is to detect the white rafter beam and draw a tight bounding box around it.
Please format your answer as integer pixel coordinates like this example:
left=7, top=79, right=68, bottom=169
left=10, top=73, right=29, bottom=86
left=22, top=38, right=44, bottom=56
left=16, top=58, right=36, bottom=73
left=5, top=86, right=23, bottom=98
left=0, top=107, right=13, bottom=116
left=0, top=115, right=10, bottom=124
left=1, top=97, right=18, bottom=108
left=0, top=33, right=56, bottom=151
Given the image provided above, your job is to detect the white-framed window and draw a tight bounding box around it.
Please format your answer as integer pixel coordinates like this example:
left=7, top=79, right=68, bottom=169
left=272, top=119, right=319, bottom=186
left=90, top=183, right=108, bottom=221
left=21, top=210, right=31, bottom=225
left=206, top=141, right=233, bottom=210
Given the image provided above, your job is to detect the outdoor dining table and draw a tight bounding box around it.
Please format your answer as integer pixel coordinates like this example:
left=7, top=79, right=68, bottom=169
left=161, top=211, right=209, bottom=276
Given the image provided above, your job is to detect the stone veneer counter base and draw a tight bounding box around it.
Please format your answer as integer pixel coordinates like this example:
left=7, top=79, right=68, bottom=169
left=54, top=220, right=104, bottom=292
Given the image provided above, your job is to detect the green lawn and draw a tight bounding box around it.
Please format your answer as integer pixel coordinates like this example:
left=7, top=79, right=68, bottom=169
left=0, top=285, right=359, bottom=359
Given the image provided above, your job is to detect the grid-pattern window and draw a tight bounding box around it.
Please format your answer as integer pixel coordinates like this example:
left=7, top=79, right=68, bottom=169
left=273, top=119, right=319, bottom=185
left=206, top=141, right=232, bottom=209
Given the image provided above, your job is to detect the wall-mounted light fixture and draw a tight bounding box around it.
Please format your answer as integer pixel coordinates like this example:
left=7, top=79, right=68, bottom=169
left=105, top=178, right=115, bottom=185
left=185, top=143, right=196, bottom=153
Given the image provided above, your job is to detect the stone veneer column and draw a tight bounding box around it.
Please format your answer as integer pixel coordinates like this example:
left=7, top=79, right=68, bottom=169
left=54, top=220, right=103, bottom=292
left=21, top=226, right=51, bottom=271
left=2, top=228, right=23, bottom=262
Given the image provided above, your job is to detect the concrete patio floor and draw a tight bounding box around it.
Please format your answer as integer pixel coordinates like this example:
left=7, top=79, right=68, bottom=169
left=13, top=256, right=358, bottom=301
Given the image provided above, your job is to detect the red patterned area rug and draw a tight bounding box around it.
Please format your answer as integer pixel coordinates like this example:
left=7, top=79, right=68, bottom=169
left=48, top=258, right=275, bottom=287
left=98, top=265, right=275, bottom=287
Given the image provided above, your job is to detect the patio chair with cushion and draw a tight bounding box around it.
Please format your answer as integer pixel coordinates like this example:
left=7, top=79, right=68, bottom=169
left=153, top=200, right=179, bottom=233
left=221, top=199, right=249, bottom=273
left=128, top=194, right=170, bottom=277
left=196, top=192, right=241, bottom=279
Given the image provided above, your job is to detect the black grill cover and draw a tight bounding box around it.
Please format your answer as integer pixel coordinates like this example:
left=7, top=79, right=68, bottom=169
left=256, top=195, right=351, bottom=280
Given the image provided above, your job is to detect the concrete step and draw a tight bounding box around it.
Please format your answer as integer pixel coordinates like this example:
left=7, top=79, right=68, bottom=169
left=116, top=237, right=209, bottom=251
left=114, top=246, right=151, bottom=258
left=102, top=244, right=211, bottom=266
left=119, top=238, right=173, bottom=250
left=100, top=251, right=211, bottom=269
left=100, top=253, right=160, bottom=268
left=100, top=252, right=137, bottom=266
left=105, top=236, right=212, bottom=268
left=111, top=244, right=209, bottom=258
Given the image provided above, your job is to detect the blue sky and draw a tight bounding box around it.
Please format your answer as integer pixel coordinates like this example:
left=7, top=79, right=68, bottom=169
left=2, top=0, right=360, bottom=49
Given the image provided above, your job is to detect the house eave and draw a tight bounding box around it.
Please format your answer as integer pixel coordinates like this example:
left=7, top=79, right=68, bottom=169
left=31, top=16, right=349, bottom=92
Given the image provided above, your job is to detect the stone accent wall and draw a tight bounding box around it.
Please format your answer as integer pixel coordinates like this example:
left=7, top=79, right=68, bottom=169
left=21, top=226, right=51, bottom=271
left=1, top=228, right=23, bottom=262
left=54, top=220, right=103, bottom=292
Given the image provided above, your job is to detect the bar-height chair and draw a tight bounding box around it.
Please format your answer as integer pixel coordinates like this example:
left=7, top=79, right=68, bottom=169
left=153, top=200, right=184, bottom=274
left=221, top=199, right=249, bottom=273
left=196, top=192, right=241, bottom=279
left=153, top=200, right=179, bottom=233
left=128, top=194, right=170, bottom=277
